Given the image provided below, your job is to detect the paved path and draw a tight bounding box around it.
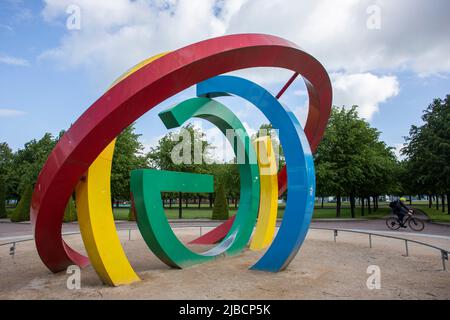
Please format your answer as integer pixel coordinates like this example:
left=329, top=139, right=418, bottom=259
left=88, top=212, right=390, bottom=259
left=311, top=219, right=450, bottom=238
left=1, top=218, right=449, bottom=244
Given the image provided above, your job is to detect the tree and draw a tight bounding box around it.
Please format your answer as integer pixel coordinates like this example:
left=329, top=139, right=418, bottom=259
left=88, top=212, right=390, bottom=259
left=10, top=184, right=33, bottom=222
left=63, top=198, right=78, bottom=222
left=111, top=124, right=146, bottom=207
left=147, top=124, right=212, bottom=217
left=0, top=142, right=14, bottom=202
left=402, top=95, right=450, bottom=213
left=253, top=123, right=285, bottom=170
left=315, top=107, right=367, bottom=217
left=315, top=161, right=337, bottom=209
left=147, top=124, right=212, bottom=172
left=315, top=106, right=398, bottom=217
left=212, top=181, right=229, bottom=220
left=0, top=177, right=6, bottom=218
left=9, top=133, right=57, bottom=198
left=128, top=203, right=136, bottom=221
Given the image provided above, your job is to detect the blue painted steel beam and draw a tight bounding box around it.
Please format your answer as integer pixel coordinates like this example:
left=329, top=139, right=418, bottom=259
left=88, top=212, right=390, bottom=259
left=197, top=75, right=315, bottom=272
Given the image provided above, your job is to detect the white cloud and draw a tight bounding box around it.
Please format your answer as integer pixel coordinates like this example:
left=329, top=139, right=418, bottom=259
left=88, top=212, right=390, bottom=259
left=37, top=0, right=447, bottom=124
left=140, top=135, right=162, bottom=155
left=40, top=0, right=450, bottom=82
left=226, top=0, right=450, bottom=76
left=293, top=90, right=307, bottom=97
left=0, top=108, right=27, bottom=117
left=0, top=54, right=29, bottom=66
left=40, top=0, right=244, bottom=87
left=292, top=104, right=309, bottom=128
left=331, top=72, right=400, bottom=120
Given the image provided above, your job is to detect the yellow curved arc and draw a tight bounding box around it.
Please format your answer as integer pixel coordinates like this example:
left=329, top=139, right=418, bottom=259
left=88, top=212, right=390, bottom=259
left=75, top=52, right=168, bottom=286
left=250, top=136, right=279, bottom=251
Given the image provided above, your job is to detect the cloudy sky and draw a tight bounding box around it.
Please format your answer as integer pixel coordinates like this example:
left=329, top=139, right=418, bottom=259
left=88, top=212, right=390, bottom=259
left=1, top=0, right=449, bottom=161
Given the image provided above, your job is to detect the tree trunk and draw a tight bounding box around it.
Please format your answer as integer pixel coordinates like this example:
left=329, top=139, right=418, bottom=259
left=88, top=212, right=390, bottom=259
left=447, top=194, right=450, bottom=215
left=367, top=197, right=372, bottom=214
left=442, top=195, right=445, bottom=213
left=198, top=195, right=202, bottom=209
left=235, top=197, right=238, bottom=209
left=185, top=197, right=188, bottom=208
left=409, top=195, right=412, bottom=205
left=178, top=192, right=182, bottom=219
left=428, top=194, right=432, bottom=208
left=350, top=194, right=355, bottom=218
left=361, top=197, right=365, bottom=216
left=321, top=197, right=324, bottom=209
left=436, top=195, right=439, bottom=210
left=209, top=193, right=213, bottom=208
left=336, top=194, right=341, bottom=218
left=169, top=196, right=172, bottom=208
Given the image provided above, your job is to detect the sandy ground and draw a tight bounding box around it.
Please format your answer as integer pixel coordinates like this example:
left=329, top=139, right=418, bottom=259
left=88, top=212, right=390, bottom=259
left=0, top=228, right=449, bottom=300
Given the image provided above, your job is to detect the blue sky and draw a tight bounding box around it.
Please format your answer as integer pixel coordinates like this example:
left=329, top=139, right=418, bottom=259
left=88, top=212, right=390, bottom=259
left=1, top=0, right=449, bottom=161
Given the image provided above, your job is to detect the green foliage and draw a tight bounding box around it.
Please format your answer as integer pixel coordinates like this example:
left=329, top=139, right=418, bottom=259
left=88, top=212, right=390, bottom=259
left=147, top=123, right=212, bottom=172
left=402, top=95, right=450, bottom=197
left=10, top=184, right=33, bottom=222
left=253, top=123, right=285, bottom=169
left=0, top=177, right=6, bottom=218
left=314, top=106, right=398, bottom=216
left=111, top=124, right=146, bottom=204
left=0, top=142, right=14, bottom=201
left=147, top=124, right=214, bottom=213
left=6, top=133, right=57, bottom=199
left=128, top=204, right=136, bottom=221
left=63, top=198, right=77, bottom=222
left=212, top=181, right=229, bottom=220
left=207, top=162, right=239, bottom=205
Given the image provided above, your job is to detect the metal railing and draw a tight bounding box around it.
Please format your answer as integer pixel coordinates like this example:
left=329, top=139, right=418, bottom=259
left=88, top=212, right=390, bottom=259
left=310, top=227, right=449, bottom=271
left=1, top=225, right=448, bottom=271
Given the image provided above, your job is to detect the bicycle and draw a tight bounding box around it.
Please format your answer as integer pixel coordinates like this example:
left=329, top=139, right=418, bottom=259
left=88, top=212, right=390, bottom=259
left=385, top=210, right=425, bottom=231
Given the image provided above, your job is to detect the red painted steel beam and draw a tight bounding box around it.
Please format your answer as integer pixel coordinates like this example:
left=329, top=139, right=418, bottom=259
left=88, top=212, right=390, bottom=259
left=189, top=216, right=236, bottom=245
left=276, top=72, right=299, bottom=99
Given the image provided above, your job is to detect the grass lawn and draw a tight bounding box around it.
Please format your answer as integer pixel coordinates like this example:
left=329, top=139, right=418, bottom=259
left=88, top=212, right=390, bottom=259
left=411, top=204, right=450, bottom=223
left=5, top=208, right=14, bottom=218
left=113, top=206, right=240, bottom=220
left=5, top=200, right=445, bottom=222
left=312, top=207, right=390, bottom=219
left=112, top=204, right=390, bottom=220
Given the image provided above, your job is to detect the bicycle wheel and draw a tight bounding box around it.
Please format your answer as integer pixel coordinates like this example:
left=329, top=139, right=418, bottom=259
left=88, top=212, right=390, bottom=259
left=386, top=217, right=401, bottom=230
left=408, top=218, right=425, bottom=231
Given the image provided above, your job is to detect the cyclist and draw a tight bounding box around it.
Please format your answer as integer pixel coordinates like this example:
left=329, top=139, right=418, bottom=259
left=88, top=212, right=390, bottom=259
left=389, top=197, right=413, bottom=228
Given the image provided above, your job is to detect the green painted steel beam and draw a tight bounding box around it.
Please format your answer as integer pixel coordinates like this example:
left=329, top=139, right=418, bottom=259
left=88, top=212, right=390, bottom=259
left=130, top=97, right=260, bottom=268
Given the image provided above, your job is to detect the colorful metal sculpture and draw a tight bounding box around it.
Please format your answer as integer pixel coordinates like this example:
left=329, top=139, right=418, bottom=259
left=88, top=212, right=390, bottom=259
left=197, top=76, right=315, bottom=272
left=30, top=33, right=332, bottom=286
left=250, top=136, right=278, bottom=251
left=73, top=53, right=168, bottom=286
left=131, top=97, right=260, bottom=268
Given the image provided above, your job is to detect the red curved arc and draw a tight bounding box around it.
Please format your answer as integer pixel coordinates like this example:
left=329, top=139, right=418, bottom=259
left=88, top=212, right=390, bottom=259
left=31, top=33, right=332, bottom=272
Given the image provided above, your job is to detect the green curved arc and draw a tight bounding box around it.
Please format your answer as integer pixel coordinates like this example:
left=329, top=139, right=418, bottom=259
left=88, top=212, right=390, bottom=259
left=130, top=97, right=260, bottom=268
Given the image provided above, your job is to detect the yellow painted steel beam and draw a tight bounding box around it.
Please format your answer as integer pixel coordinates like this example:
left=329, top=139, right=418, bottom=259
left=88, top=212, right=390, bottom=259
left=75, top=53, right=167, bottom=286
left=250, top=136, right=278, bottom=251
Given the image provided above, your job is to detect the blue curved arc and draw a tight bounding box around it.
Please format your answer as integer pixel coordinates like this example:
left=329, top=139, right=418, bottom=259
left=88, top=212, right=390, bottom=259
left=197, top=75, right=315, bottom=272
